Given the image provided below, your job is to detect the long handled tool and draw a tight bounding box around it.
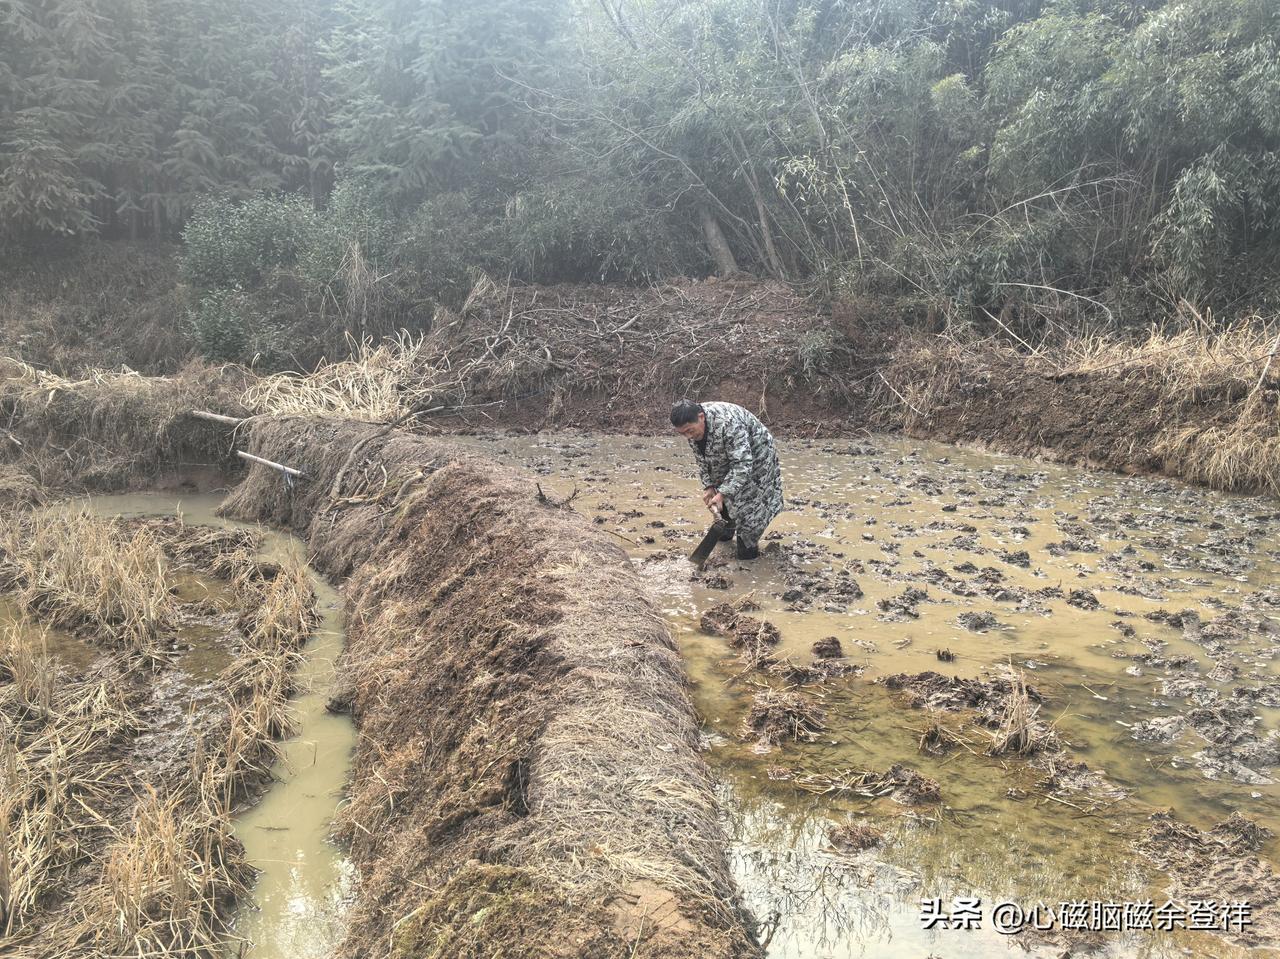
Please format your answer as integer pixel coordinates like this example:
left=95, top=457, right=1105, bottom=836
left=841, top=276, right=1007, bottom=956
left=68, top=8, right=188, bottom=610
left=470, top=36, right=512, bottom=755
left=689, top=503, right=732, bottom=568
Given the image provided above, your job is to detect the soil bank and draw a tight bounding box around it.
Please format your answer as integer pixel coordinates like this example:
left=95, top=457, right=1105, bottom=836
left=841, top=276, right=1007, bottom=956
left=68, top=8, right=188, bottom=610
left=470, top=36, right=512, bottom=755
left=218, top=417, right=760, bottom=959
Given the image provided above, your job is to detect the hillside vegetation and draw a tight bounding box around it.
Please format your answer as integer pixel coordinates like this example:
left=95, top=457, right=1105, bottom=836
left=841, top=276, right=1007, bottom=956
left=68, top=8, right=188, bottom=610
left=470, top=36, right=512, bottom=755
left=2, top=0, right=1277, bottom=366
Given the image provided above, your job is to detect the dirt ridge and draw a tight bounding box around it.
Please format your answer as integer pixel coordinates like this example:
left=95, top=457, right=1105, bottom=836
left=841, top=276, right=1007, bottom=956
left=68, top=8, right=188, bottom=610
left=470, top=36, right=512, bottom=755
left=219, top=417, right=760, bottom=959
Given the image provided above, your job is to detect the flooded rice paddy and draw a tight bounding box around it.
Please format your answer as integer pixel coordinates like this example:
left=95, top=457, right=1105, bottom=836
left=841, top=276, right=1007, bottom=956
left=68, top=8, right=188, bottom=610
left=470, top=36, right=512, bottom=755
left=458, top=432, right=1280, bottom=958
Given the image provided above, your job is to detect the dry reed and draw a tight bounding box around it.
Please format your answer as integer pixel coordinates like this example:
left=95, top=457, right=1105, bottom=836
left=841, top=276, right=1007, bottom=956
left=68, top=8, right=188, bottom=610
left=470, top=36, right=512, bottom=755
left=986, top=671, right=1054, bottom=756
left=0, top=509, right=175, bottom=656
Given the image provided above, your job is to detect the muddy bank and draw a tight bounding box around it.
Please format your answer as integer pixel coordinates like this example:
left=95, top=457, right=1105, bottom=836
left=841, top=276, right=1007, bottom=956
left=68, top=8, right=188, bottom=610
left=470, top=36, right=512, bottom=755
left=219, top=418, right=759, bottom=958
left=0, top=357, right=248, bottom=491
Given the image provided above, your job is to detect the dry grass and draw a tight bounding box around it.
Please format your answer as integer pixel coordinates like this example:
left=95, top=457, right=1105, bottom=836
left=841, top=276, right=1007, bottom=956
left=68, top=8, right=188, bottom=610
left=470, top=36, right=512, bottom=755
left=0, top=355, right=247, bottom=490
left=0, top=509, right=175, bottom=656
left=243, top=332, right=433, bottom=419
left=204, top=552, right=316, bottom=808
left=0, top=620, right=135, bottom=941
left=1052, top=317, right=1280, bottom=389
left=740, top=688, right=826, bottom=746
left=65, top=785, right=251, bottom=957
left=0, top=524, right=318, bottom=956
left=986, top=671, right=1055, bottom=757
left=795, top=763, right=941, bottom=804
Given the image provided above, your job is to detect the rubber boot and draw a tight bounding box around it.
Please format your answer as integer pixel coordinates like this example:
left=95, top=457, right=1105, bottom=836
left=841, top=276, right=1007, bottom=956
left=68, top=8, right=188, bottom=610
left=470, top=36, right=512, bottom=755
left=735, top=536, right=760, bottom=560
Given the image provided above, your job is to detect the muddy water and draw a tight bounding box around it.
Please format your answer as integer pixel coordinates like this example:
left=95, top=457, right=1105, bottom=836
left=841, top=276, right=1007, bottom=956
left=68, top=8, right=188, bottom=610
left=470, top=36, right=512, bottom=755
left=74, top=494, right=356, bottom=959
left=458, top=432, right=1280, bottom=958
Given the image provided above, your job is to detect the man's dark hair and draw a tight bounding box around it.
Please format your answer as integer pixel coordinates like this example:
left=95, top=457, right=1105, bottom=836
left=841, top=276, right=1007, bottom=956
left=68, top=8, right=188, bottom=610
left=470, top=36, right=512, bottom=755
left=670, top=400, right=703, bottom=427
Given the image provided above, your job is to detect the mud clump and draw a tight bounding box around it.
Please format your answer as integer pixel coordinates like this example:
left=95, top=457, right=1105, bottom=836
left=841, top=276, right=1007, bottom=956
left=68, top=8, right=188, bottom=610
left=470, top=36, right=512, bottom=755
left=879, top=670, right=1058, bottom=755
left=768, top=656, right=862, bottom=686
left=811, top=637, right=843, bottom=659
left=741, top=689, right=826, bottom=746
left=828, top=821, right=883, bottom=852
left=880, top=670, right=1043, bottom=715
left=0, top=464, right=43, bottom=509
left=1066, top=589, right=1101, bottom=610
left=700, top=601, right=782, bottom=670
left=796, top=763, right=941, bottom=805
left=956, top=611, right=999, bottom=632
left=876, top=587, right=928, bottom=619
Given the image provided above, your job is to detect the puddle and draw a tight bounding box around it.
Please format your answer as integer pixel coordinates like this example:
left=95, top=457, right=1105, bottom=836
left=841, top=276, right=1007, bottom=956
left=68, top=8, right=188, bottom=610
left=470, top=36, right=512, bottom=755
left=459, top=432, right=1280, bottom=957
left=74, top=493, right=357, bottom=959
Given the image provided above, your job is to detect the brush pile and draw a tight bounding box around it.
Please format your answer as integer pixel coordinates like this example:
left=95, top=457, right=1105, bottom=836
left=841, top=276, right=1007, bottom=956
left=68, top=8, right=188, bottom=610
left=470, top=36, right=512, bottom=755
left=240, top=277, right=856, bottom=431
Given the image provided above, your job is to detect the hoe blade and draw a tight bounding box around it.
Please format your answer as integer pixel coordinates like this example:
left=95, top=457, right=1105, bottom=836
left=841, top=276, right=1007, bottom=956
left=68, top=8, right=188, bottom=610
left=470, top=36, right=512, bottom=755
left=689, top=520, right=729, bottom=568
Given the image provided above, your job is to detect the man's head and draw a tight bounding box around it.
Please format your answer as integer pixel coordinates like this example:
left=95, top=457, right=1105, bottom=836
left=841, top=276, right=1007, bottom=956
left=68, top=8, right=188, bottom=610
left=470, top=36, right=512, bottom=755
left=671, top=400, right=706, bottom=440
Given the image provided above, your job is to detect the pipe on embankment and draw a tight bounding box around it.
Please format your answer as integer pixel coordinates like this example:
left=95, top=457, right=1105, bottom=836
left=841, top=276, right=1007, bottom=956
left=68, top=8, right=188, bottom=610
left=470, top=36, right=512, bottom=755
left=219, top=417, right=761, bottom=959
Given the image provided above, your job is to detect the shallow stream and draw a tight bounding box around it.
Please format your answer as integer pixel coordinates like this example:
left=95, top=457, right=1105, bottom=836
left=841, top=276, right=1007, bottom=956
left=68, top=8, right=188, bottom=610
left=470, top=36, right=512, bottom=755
left=459, top=432, right=1280, bottom=959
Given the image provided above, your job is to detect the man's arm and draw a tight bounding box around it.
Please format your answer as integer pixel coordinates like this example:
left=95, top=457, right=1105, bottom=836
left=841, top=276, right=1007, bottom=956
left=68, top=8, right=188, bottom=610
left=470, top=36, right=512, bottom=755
left=696, top=448, right=714, bottom=490
left=716, top=419, right=754, bottom=502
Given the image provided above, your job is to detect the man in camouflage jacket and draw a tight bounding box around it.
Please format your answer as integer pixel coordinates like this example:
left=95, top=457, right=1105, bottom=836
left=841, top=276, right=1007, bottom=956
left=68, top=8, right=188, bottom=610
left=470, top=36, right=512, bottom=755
left=670, top=400, right=783, bottom=559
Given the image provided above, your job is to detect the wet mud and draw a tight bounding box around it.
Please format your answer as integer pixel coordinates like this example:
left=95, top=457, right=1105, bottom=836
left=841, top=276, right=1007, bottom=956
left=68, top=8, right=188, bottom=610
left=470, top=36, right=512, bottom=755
left=460, top=430, right=1280, bottom=957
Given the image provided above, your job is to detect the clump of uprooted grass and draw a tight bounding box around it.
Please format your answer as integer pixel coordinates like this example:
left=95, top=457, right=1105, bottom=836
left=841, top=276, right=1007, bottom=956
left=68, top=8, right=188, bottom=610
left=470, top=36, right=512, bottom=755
left=740, top=688, right=826, bottom=747
left=0, top=509, right=175, bottom=656
left=134, top=515, right=263, bottom=579
left=986, top=670, right=1057, bottom=757
left=795, top=763, right=941, bottom=805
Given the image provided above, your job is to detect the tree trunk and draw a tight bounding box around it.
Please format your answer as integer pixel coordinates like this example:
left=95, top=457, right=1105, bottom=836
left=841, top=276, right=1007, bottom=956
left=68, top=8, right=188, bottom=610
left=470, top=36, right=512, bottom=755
left=699, top=206, right=739, bottom=276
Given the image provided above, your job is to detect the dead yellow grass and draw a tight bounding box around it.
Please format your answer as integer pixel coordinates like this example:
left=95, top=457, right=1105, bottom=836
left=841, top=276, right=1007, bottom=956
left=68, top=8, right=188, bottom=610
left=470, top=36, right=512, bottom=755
left=66, top=785, right=251, bottom=957
left=0, top=509, right=175, bottom=656
left=1, top=527, right=319, bottom=956
left=1053, top=318, right=1280, bottom=390
left=0, top=620, right=135, bottom=941
left=243, top=332, right=433, bottom=419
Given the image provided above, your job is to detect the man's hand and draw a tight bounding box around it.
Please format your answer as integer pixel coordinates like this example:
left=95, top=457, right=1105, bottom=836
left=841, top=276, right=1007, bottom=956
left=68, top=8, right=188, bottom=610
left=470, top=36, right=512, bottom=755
left=702, top=486, right=718, bottom=507
left=706, top=490, right=725, bottom=513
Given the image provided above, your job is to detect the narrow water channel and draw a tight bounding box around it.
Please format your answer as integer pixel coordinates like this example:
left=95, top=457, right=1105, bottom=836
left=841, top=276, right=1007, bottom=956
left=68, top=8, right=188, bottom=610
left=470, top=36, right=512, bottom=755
left=75, top=494, right=357, bottom=959
left=458, top=432, right=1280, bottom=959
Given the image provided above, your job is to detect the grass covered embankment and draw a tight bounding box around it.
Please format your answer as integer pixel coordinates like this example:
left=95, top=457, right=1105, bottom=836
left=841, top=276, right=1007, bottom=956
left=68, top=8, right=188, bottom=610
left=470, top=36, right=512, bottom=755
left=880, top=318, right=1280, bottom=495
left=6, top=264, right=1280, bottom=501
left=220, top=417, right=760, bottom=959
left=0, top=357, right=249, bottom=491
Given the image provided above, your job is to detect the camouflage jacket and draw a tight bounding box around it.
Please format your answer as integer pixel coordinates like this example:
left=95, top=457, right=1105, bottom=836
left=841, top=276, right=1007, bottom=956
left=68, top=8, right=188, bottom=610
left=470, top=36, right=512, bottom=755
left=689, top=401, right=784, bottom=540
